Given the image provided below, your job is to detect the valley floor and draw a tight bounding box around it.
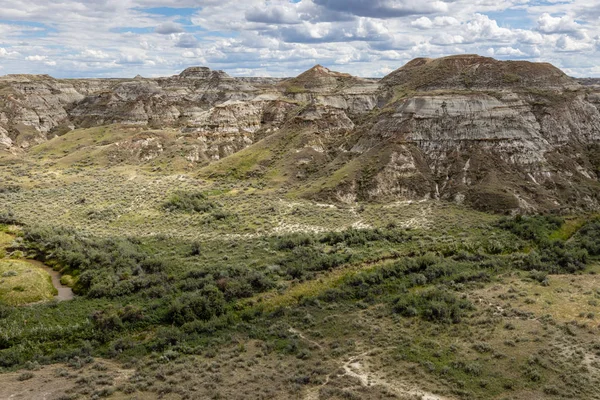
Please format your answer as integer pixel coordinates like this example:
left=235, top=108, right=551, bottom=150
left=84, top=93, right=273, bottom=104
left=1, top=145, right=600, bottom=400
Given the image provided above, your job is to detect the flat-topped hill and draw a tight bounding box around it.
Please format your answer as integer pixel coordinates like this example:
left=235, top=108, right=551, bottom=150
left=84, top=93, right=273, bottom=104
left=381, top=54, right=577, bottom=90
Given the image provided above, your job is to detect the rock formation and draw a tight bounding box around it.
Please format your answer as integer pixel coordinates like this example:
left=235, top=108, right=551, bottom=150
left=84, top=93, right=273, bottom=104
left=1, top=55, right=599, bottom=213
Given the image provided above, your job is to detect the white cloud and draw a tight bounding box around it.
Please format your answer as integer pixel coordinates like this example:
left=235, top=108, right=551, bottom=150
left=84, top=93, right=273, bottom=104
left=0, top=0, right=597, bottom=78
left=466, top=14, right=513, bottom=42
left=431, top=34, right=465, bottom=46
left=25, top=55, right=47, bottom=61
left=516, top=30, right=545, bottom=45
left=246, top=5, right=301, bottom=24
left=80, top=49, right=111, bottom=59
left=537, top=13, right=582, bottom=35
left=411, top=17, right=433, bottom=29
left=412, top=16, right=460, bottom=29
left=492, top=46, right=526, bottom=57
left=0, top=47, right=19, bottom=57
left=555, top=35, right=593, bottom=52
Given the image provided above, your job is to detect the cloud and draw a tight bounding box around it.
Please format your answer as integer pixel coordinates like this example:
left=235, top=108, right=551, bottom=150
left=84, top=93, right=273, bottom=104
left=465, top=14, right=513, bottom=42
left=537, top=13, right=582, bottom=35
left=0, top=47, right=19, bottom=57
left=411, top=16, right=460, bottom=30
left=246, top=6, right=301, bottom=24
left=431, top=33, right=465, bottom=46
left=155, top=22, right=185, bottom=34
left=0, top=0, right=598, bottom=78
left=313, top=0, right=449, bottom=19
left=25, top=55, right=48, bottom=61
left=175, top=33, right=199, bottom=48
left=555, top=35, right=593, bottom=52
left=268, top=19, right=391, bottom=44
left=411, top=17, right=433, bottom=29
left=516, top=30, right=545, bottom=45
left=80, top=49, right=111, bottom=59
left=488, top=46, right=526, bottom=57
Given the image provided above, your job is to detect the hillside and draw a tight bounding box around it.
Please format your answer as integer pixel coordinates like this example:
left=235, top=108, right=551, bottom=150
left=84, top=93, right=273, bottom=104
left=2, top=55, right=599, bottom=213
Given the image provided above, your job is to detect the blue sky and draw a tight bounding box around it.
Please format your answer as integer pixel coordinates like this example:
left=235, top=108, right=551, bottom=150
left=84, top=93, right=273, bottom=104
left=0, top=0, right=598, bottom=78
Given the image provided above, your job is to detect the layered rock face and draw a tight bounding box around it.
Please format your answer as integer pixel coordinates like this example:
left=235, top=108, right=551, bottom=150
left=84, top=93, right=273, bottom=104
left=1, top=55, right=599, bottom=213
left=0, top=65, right=377, bottom=163
left=340, top=55, right=600, bottom=212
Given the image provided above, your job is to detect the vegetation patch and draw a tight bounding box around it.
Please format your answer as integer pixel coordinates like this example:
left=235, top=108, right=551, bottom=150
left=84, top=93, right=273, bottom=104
left=162, top=191, right=217, bottom=213
left=0, top=260, right=57, bottom=305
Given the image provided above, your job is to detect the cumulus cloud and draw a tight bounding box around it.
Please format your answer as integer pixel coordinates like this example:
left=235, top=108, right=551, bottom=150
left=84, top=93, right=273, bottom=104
left=175, top=33, right=199, bottom=48
left=0, top=47, right=19, bottom=57
left=431, top=33, right=465, bottom=46
left=488, top=46, right=526, bottom=57
left=466, top=14, right=513, bottom=42
left=411, top=17, right=433, bottom=29
left=80, top=49, right=111, bottom=59
left=555, top=35, right=593, bottom=52
left=0, top=0, right=598, bottom=78
left=537, top=13, right=582, bottom=35
left=155, top=22, right=185, bottom=35
left=268, top=19, right=391, bottom=44
left=246, top=6, right=301, bottom=24
left=411, top=16, right=460, bottom=29
left=25, top=55, right=47, bottom=61
left=313, top=0, right=449, bottom=19
left=516, top=30, right=545, bottom=45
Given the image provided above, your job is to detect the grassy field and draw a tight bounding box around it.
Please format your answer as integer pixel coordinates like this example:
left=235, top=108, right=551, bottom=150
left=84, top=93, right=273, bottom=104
left=0, top=259, right=57, bottom=305
left=1, top=126, right=600, bottom=399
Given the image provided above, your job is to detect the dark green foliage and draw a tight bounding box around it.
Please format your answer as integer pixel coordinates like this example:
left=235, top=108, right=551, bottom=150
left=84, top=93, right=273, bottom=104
left=274, top=227, right=409, bottom=251
left=528, top=270, right=549, bottom=285
left=167, top=285, right=226, bottom=325
left=162, top=191, right=216, bottom=213
left=276, top=233, right=314, bottom=250
left=497, top=215, right=563, bottom=243
left=499, top=215, right=593, bottom=273
left=573, top=218, right=600, bottom=256
left=189, top=241, right=202, bottom=256
left=393, top=288, right=473, bottom=323
left=280, top=246, right=352, bottom=279
left=0, top=304, right=12, bottom=319
left=319, top=227, right=409, bottom=246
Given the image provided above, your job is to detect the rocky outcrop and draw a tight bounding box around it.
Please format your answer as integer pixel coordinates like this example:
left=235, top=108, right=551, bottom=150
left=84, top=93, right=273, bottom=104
left=317, top=56, right=600, bottom=213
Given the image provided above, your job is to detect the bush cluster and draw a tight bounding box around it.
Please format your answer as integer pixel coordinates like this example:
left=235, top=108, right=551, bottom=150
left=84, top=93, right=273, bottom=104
left=393, top=288, right=473, bottom=323
left=162, top=191, right=217, bottom=213
left=499, top=215, right=597, bottom=273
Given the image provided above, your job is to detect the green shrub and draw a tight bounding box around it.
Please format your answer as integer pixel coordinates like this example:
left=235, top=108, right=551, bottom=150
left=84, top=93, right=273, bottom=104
left=162, top=191, right=216, bottom=213
left=573, top=219, right=600, bottom=256
left=393, top=288, right=473, bottom=323
left=167, top=285, right=226, bottom=325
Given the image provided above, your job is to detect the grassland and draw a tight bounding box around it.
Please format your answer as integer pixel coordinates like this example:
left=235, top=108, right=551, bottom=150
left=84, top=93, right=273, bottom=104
left=0, top=260, right=57, bottom=305
left=1, top=126, right=600, bottom=399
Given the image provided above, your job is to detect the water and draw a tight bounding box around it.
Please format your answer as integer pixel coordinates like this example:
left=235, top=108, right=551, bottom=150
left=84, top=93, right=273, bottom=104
left=22, top=259, right=74, bottom=301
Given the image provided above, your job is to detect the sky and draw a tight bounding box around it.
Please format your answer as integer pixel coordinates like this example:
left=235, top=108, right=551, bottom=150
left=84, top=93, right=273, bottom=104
left=0, top=0, right=599, bottom=78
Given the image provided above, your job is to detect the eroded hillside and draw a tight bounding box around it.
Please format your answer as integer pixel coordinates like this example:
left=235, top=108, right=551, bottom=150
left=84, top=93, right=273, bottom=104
left=1, top=55, right=599, bottom=214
